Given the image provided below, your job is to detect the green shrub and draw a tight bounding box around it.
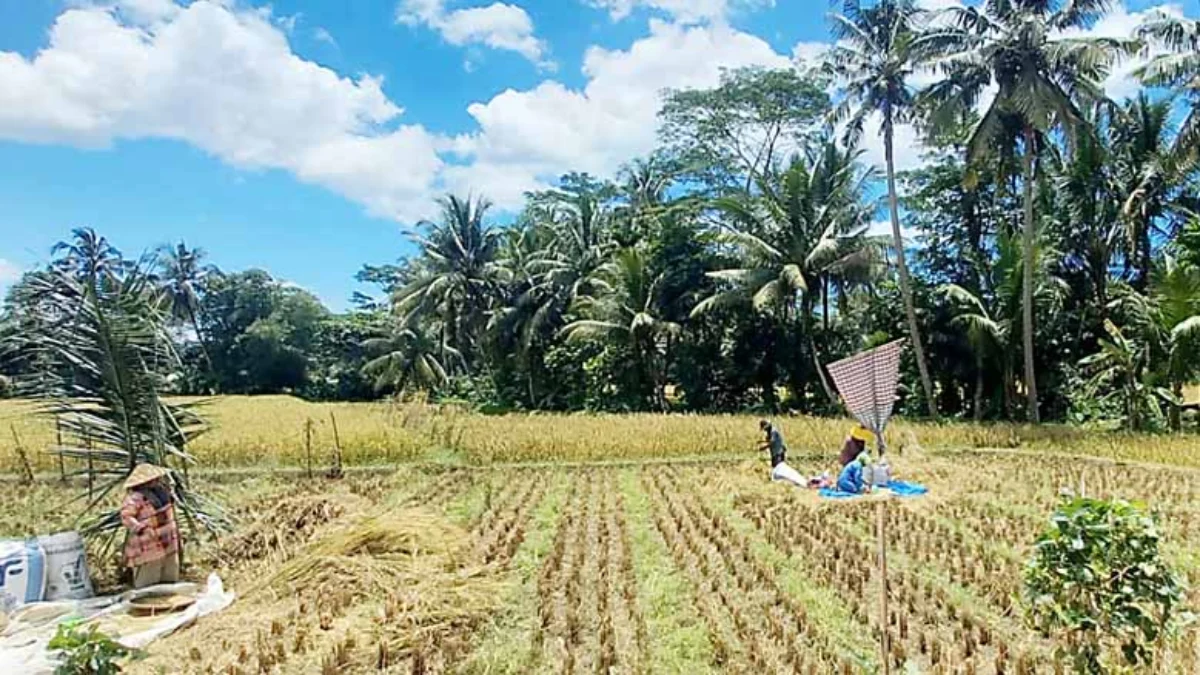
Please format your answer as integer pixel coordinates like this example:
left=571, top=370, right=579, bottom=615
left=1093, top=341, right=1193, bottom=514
left=48, top=623, right=133, bottom=675
left=1025, top=497, right=1190, bottom=673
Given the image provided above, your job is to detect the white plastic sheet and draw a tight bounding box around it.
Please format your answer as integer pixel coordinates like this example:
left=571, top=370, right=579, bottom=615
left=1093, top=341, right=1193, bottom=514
left=0, top=572, right=234, bottom=674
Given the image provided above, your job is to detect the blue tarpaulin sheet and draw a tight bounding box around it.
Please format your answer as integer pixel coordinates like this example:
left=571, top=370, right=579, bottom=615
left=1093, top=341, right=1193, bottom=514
left=818, top=480, right=928, bottom=500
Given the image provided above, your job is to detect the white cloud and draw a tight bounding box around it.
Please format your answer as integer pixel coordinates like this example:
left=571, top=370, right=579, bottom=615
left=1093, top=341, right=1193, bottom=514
left=791, top=41, right=829, bottom=66
left=449, top=19, right=790, bottom=208
left=586, top=0, right=773, bottom=24
left=867, top=219, right=919, bottom=242
left=397, top=0, right=551, bottom=68
left=5, top=0, right=1188, bottom=228
left=313, top=26, right=337, bottom=46
left=0, top=1, right=443, bottom=221
left=111, top=0, right=180, bottom=25
left=0, top=258, right=21, bottom=285
left=1057, top=2, right=1185, bottom=102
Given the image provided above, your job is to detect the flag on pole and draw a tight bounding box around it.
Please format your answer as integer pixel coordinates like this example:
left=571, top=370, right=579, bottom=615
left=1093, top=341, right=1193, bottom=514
left=826, top=339, right=906, bottom=452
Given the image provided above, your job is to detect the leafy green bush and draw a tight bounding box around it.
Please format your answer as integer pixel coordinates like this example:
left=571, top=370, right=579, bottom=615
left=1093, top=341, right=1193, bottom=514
left=48, top=623, right=134, bottom=675
left=1025, top=497, right=1190, bottom=673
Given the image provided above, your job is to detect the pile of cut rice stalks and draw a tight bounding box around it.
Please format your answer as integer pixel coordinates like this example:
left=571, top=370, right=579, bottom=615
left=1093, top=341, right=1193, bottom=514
left=132, top=507, right=508, bottom=674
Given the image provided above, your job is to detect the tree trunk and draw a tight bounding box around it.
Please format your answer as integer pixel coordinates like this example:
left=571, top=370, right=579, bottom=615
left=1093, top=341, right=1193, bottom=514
left=800, top=293, right=837, bottom=406
left=1170, top=381, right=1182, bottom=432
left=1021, top=125, right=1041, bottom=423
left=1127, top=371, right=1139, bottom=431
left=187, top=308, right=213, bottom=377
left=1136, top=220, right=1152, bottom=292
left=822, top=276, right=830, bottom=332
left=884, top=122, right=938, bottom=418
left=1003, top=361, right=1014, bottom=421
left=973, top=354, right=985, bottom=422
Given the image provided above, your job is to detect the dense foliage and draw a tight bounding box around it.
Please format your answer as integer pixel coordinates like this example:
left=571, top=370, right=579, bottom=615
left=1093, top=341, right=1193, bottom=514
left=2, top=2, right=1199, bottom=432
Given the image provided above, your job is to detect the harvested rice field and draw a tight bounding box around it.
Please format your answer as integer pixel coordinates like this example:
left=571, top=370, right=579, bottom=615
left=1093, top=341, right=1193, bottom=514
left=4, top=450, right=1200, bottom=674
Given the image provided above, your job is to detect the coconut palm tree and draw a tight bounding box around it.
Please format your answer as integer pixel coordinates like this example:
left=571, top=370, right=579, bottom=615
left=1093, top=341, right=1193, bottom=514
left=50, top=227, right=123, bottom=289
left=941, top=229, right=1068, bottom=420
left=694, top=142, right=877, bottom=318
left=394, top=195, right=503, bottom=365
left=362, top=325, right=460, bottom=394
left=692, top=140, right=880, bottom=404
left=1109, top=256, right=1200, bottom=430
left=922, top=0, right=1131, bottom=422
left=562, top=248, right=680, bottom=410
left=1111, top=94, right=1200, bottom=290
left=157, top=241, right=213, bottom=369
left=827, top=0, right=938, bottom=417
left=494, top=188, right=616, bottom=359
left=1052, top=105, right=1123, bottom=312
left=1136, top=12, right=1200, bottom=159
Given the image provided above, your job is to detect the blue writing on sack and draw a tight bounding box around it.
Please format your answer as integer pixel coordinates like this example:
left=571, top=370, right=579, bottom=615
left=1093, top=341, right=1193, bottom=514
left=0, top=557, right=24, bottom=589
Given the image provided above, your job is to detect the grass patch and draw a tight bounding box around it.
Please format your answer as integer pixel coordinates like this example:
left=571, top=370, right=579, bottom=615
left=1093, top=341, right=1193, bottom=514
left=617, top=469, right=718, bottom=674
left=703, top=483, right=880, bottom=670
left=456, top=472, right=568, bottom=674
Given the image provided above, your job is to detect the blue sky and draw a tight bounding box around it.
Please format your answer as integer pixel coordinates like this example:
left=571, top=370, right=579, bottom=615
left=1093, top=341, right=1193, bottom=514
left=1, top=0, right=1197, bottom=309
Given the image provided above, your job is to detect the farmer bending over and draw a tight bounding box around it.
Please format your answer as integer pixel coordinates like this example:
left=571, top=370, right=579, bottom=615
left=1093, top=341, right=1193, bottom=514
left=837, top=452, right=872, bottom=494
left=759, top=419, right=805, bottom=487
left=120, top=463, right=181, bottom=589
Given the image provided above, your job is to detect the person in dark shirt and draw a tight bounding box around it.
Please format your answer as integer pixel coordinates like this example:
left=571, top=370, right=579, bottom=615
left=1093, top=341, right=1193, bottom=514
left=758, top=420, right=804, bottom=486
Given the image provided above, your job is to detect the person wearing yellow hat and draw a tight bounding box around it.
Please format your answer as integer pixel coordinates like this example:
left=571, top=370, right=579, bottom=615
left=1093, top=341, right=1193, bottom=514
left=838, top=424, right=875, bottom=467
left=119, top=463, right=181, bottom=589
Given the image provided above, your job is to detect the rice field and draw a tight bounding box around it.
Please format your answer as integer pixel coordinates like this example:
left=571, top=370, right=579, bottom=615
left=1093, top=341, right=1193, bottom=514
left=2, top=396, right=1198, bottom=473
left=3, top=449, right=1198, bottom=674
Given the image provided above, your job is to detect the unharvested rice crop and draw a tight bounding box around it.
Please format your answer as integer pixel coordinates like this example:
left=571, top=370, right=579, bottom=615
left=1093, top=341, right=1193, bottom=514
left=2, top=395, right=1198, bottom=473
left=5, top=448, right=1196, bottom=674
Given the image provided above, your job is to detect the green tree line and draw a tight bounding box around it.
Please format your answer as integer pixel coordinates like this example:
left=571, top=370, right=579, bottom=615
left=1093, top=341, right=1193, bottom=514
left=3, top=1, right=1200, bottom=432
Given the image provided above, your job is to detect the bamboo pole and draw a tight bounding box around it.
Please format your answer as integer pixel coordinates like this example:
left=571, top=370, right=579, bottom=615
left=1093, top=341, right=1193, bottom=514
left=11, top=425, right=33, bottom=486
left=84, top=428, right=94, bottom=500
left=55, top=416, right=65, bottom=483
left=304, top=418, right=314, bottom=480
left=878, top=497, right=890, bottom=675
left=328, top=411, right=344, bottom=479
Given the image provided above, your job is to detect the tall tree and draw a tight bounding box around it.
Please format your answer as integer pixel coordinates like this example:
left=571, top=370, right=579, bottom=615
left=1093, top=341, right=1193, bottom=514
left=1111, top=95, right=1200, bottom=290
left=659, top=67, right=830, bottom=194
left=563, top=248, right=681, bottom=411
left=1136, top=12, right=1200, bottom=160
left=828, top=0, right=938, bottom=417
left=923, top=0, right=1129, bottom=422
left=394, top=195, right=502, bottom=366
left=942, top=229, right=1068, bottom=420
left=157, top=241, right=213, bottom=370
left=693, top=140, right=880, bottom=405
left=1053, top=106, right=1122, bottom=312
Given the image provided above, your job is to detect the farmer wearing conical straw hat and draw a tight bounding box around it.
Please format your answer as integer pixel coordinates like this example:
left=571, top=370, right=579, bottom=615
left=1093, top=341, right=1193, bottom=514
left=120, top=463, right=181, bottom=589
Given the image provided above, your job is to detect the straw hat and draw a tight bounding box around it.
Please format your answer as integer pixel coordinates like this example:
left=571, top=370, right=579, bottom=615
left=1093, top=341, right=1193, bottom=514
left=124, top=463, right=170, bottom=489
left=850, top=425, right=875, bottom=443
